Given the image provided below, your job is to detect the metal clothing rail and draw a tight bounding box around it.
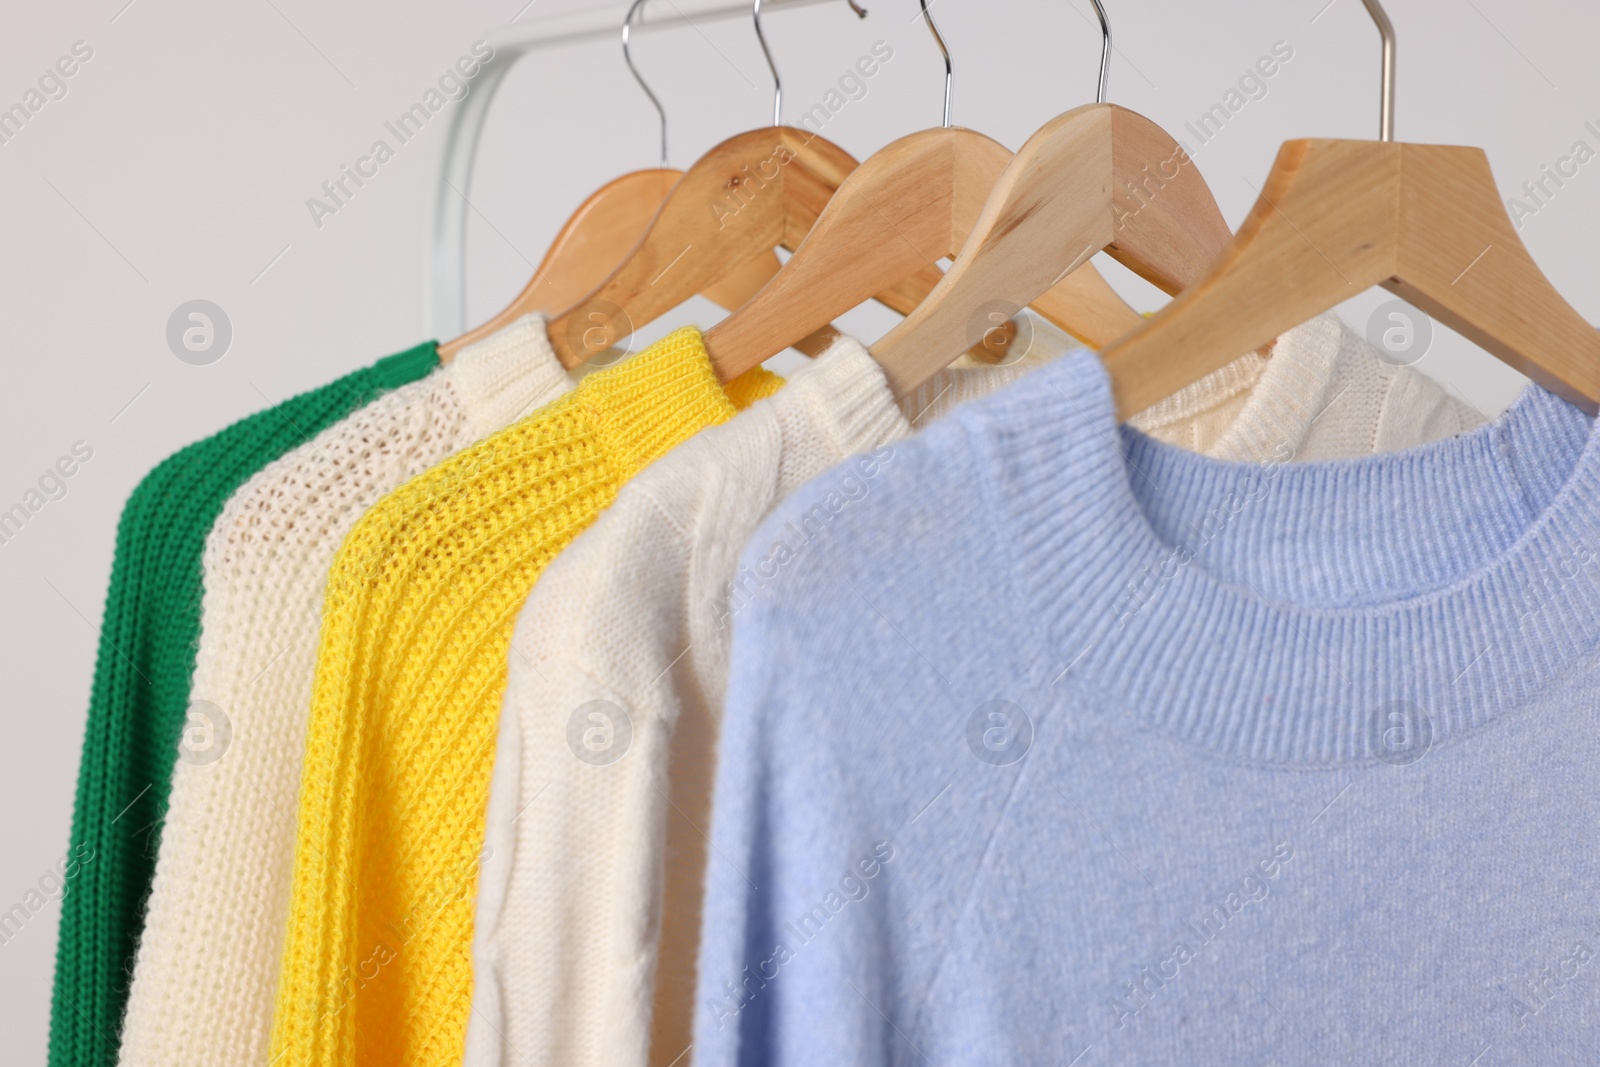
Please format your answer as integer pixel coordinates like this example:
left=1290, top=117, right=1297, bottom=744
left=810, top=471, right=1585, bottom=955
left=428, top=0, right=837, bottom=339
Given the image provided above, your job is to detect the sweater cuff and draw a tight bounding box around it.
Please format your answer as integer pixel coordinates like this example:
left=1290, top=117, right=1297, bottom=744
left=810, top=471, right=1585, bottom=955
left=449, top=314, right=575, bottom=437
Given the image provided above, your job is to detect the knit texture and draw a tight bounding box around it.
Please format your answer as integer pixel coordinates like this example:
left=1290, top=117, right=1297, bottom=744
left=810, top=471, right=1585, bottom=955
left=693, top=351, right=1600, bottom=1065
left=114, top=316, right=570, bottom=1067
left=463, top=314, right=1479, bottom=1067
left=268, top=327, right=779, bottom=1067
left=47, top=341, right=437, bottom=1067
left=463, top=336, right=1040, bottom=1067
left=1131, top=311, right=1484, bottom=458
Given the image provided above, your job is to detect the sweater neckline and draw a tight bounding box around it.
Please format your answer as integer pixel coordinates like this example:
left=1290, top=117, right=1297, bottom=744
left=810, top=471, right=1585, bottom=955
left=761, top=332, right=1080, bottom=503
left=1125, top=312, right=1341, bottom=459
left=581, top=326, right=784, bottom=477
left=448, top=314, right=576, bottom=433
left=994, top=351, right=1600, bottom=765
left=781, top=336, right=911, bottom=465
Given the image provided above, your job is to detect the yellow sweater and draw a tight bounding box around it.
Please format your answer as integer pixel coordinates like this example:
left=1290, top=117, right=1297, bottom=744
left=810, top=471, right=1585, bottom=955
left=269, top=328, right=781, bottom=1067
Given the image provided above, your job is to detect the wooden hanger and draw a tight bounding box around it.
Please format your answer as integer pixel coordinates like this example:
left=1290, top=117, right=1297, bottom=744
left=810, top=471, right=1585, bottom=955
left=546, top=0, right=949, bottom=370
left=438, top=3, right=808, bottom=363
left=438, top=170, right=801, bottom=361
left=1098, top=0, right=1600, bottom=418
left=702, top=1, right=1148, bottom=377
left=865, top=0, right=1232, bottom=398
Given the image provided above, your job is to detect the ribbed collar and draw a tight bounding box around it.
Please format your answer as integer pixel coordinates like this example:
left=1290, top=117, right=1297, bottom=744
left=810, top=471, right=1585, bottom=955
left=1127, top=312, right=1350, bottom=462
left=781, top=336, right=912, bottom=484
left=990, top=351, right=1599, bottom=765
left=447, top=314, right=575, bottom=435
left=1202, top=311, right=1345, bottom=462
left=584, top=326, right=783, bottom=478
left=705, top=335, right=903, bottom=502
left=762, top=333, right=1066, bottom=501
left=369, top=338, right=442, bottom=388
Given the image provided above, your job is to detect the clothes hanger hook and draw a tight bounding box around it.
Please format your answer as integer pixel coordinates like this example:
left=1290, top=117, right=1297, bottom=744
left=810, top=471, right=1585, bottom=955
left=623, top=0, right=668, bottom=164
left=754, top=0, right=867, bottom=128
left=1358, top=0, right=1396, bottom=141
left=1088, top=0, right=1110, bottom=104
left=916, top=0, right=952, bottom=128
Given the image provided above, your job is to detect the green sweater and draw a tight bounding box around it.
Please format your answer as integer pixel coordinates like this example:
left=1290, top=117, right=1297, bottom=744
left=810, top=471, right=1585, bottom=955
left=48, top=341, right=438, bottom=1067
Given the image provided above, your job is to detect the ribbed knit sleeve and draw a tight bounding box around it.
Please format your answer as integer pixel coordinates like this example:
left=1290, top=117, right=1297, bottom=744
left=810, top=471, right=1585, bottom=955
left=47, top=341, right=438, bottom=1067
left=268, top=328, right=775, bottom=1067
left=114, top=317, right=568, bottom=1067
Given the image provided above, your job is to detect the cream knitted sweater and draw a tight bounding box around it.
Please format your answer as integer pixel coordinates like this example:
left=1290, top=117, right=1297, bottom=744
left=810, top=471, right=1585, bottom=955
left=115, top=315, right=573, bottom=1067
left=461, top=313, right=1483, bottom=1067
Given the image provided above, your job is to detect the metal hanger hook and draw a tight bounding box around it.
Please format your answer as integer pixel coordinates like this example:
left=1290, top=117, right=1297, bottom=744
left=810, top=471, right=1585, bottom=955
left=755, top=0, right=868, bottom=128
left=1359, top=0, right=1396, bottom=141
left=1088, top=0, right=1110, bottom=103
left=623, top=0, right=669, bottom=164
left=917, top=0, right=952, bottom=128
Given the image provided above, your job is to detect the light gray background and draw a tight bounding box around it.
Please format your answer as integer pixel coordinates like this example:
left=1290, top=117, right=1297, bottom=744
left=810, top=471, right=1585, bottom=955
left=1, top=0, right=1594, bottom=1058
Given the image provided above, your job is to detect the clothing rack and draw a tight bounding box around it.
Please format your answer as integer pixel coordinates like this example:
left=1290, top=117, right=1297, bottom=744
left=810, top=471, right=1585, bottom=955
left=428, top=0, right=838, bottom=339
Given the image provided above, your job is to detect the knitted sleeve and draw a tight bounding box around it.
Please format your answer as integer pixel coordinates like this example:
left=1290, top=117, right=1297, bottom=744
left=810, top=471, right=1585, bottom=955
left=48, top=342, right=437, bottom=1067
left=463, top=338, right=1059, bottom=1067
left=114, top=318, right=571, bottom=1067
left=463, top=484, right=709, bottom=1067
left=268, top=329, right=777, bottom=1067
left=690, top=407, right=1031, bottom=1067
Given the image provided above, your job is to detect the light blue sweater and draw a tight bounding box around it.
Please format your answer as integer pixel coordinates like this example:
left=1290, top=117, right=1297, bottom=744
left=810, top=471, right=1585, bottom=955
left=693, top=350, right=1600, bottom=1066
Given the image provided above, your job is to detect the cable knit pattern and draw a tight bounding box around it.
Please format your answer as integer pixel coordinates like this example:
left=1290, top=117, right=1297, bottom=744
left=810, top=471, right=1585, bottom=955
left=48, top=340, right=438, bottom=1067
left=268, top=328, right=780, bottom=1067
left=114, top=316, right=570, bottom=1067
left=461, top=314, right=1478, bottom=1067
left=1131, top=311, right=1484, bottom=459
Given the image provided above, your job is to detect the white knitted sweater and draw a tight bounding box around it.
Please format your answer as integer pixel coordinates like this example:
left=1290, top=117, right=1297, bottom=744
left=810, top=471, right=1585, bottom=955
left=461, top=314, right=1483, bottom=1067
left=115, top=316, right=574, bottom=1067
left=1133, top=310, right=1484, bottom=459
